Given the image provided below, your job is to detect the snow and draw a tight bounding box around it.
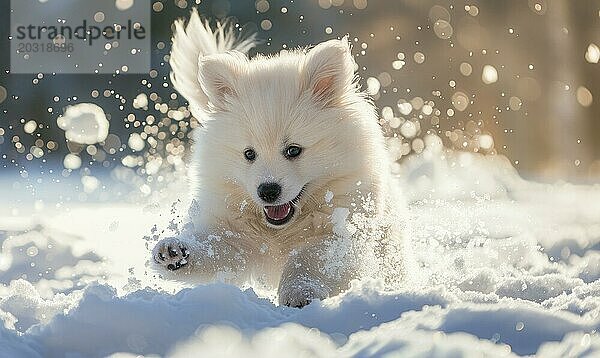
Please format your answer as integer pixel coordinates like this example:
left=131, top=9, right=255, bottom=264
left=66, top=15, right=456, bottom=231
left=482, top=65, right=498, bottom=84
left=133, top=93, right=149, bottom=109
left=128, top=133, right=145, bottom=152
left=115, top=0, right=134, bottom=11
left=56, top=103, right=110, bottom=145
left=23, top=120, right=37, bottom=135
left=585, top=43, right=600, bottom=64
left=1, top=150, right=600, bottom=357
left=63, top=153, right=82, bottom=170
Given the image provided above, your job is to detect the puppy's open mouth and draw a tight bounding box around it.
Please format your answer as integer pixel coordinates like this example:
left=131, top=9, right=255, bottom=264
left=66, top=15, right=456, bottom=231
left=263, top=203, right=295, bottom=226
left=262, top=186, right=305, bottom=226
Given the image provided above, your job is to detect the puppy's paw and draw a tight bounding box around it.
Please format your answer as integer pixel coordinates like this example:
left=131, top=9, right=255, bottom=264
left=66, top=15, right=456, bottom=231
left=152, top=237, right=190, bottom=271
left=278, top=278, right=329, bottom=308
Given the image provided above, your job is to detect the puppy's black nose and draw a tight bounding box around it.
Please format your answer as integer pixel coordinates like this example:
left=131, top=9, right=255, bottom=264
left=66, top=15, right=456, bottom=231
left=257, top=182, right=281, bottom=203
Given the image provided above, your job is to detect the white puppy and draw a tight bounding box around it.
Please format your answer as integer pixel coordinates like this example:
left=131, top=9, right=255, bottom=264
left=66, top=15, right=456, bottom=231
left=153, top=9, right=407, bottom=307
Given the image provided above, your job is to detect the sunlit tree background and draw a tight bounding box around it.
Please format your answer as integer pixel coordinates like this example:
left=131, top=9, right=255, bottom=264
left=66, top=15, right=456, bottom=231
left=0, top=0, right=599, bottom=204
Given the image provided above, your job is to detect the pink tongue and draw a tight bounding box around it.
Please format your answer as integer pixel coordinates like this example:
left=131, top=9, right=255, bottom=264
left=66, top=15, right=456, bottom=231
left=265, top=203, right=291, bottom=220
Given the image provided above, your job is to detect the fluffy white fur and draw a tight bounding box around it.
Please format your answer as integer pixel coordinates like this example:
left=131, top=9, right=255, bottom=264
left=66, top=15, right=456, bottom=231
left=154, top=9, right=407, bottom=307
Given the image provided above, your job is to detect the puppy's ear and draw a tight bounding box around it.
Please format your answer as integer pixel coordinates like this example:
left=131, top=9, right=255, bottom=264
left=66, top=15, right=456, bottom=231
left=302, top=37, right=356, bottom=107
left=197, top=51, right=247, bottom=111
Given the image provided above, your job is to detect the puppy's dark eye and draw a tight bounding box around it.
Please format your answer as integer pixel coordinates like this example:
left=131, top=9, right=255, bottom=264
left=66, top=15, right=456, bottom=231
left=244, top=148, right=256, bottom=161
left=285, top=145, right=302, bottom=159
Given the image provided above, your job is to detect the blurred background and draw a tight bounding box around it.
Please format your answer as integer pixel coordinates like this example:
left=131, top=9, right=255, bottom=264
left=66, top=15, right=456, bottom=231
left=0, top=0, right=599, bottom=205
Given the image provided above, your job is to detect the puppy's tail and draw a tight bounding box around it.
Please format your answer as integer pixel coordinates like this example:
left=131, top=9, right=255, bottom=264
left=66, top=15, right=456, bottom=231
left=169, top=8, right=258, bottom=119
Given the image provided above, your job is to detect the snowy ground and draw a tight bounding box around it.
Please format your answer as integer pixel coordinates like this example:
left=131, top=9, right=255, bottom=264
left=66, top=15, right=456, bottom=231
left=1, top=150, right=600, bottom=357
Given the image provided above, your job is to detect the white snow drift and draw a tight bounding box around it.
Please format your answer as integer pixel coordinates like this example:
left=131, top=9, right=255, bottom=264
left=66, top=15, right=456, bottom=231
left=0, top=150, right=599, bottom=357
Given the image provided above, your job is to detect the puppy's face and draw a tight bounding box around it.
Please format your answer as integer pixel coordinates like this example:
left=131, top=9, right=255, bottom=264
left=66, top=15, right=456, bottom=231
left=196, top=39, right=363, bottom=229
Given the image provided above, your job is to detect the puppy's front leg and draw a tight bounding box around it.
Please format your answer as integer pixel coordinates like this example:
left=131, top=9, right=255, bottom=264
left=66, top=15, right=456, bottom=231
left=278, top=238, right=355, bottom=308
left=152, top=235, right=195, bottom=272
left=152, top=231, right=246, bottom=282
